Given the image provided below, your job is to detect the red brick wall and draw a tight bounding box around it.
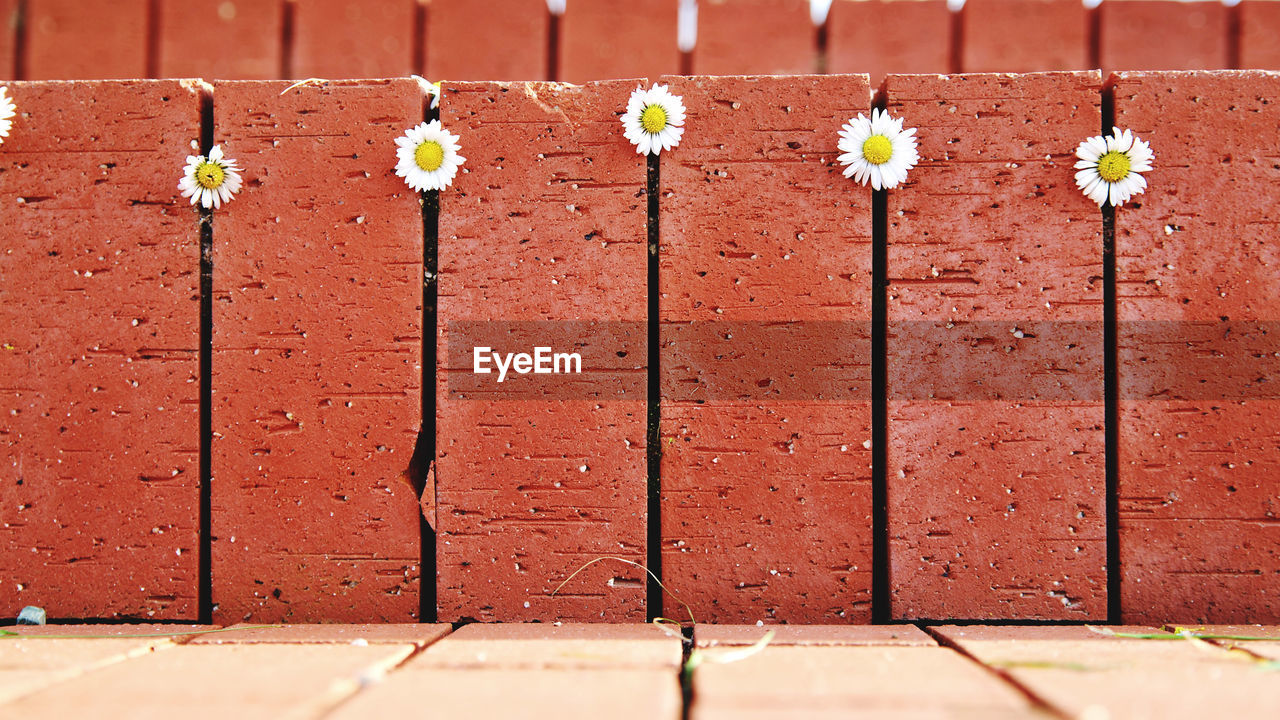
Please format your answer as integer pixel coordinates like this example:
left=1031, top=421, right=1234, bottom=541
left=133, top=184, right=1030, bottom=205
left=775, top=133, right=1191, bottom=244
left=0, top=67, right=1277, bottom=623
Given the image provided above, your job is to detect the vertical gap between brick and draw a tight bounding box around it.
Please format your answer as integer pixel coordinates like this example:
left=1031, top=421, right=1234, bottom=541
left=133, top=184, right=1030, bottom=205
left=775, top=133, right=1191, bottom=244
left=680, top=624, right=695, bottom=720
left=814, top=15, right=828, bottom=74
left=870, top=86, right=890, bottom=625
left=1101, top=80, right=1121, bottom=625
left=921, top=625, right=1072, bottom=719
left=1088, top=5, right=1102, bottom=71
left=197, top=88, right=215, bottom=626
left=412, top=0, right=427, bottom=76
left=948, top=4, right=963, bottom=74
left=415, top=93, right=441, bottom=624
left=547, top=6, right=561, bottom=81
left=12, top=0, right=27, bottom=80
left=1227, top=2, right=1242, bottom=69
left=646, top=152, right=663, bottom=622
left=280, top=0, right=296, bottom=79
left=145, top=0, right=160, bottom=77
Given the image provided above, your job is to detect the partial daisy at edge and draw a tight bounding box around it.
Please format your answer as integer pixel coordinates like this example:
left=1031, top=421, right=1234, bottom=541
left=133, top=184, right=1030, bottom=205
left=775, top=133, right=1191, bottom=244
left=622, top=83, right=685, bottom=156
left=1074, top=127, right=1154, bottom=207
left=396, top=119, right=465, bottom=192
left=837, top=108, right=919, bottom=191
left=0, top=85, right=16, bottom=143
left=178, top=144, right=243, bottom=210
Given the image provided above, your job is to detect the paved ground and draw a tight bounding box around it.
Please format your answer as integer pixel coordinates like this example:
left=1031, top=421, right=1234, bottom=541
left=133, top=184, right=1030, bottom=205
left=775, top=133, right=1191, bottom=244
left=0, top=623, right=1276, bottom=718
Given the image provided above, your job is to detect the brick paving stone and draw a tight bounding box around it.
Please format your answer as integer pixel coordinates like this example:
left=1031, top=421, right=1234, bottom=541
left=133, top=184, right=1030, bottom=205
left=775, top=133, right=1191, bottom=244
left=961, top=0, right=1088, bottom=73
left=827, top=0, right=951, bottom=82
left=187, top=623, right=451, bottom=645
left=157, top=0, right=285, bottom=80
left=1099, top=1, right=1230, bottom=72
left=693, top=0, right=814, bottom=76
left=559, top=0, right=679, bottom=82
left=426, top=0, right=549, bottom=80
left=24, top=0, right=149, bottom=79
left=290, top=0, right=417, bottom=79
left=695, top=624, right=934, bottom=647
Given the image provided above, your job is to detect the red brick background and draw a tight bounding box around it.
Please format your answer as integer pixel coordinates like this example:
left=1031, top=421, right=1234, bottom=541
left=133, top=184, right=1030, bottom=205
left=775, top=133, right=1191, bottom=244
left=210, top=79, right=424, bottom=623
left=885, top=72, right=1107, bottom=620
left=1113, top=70, right=1280, bottom=624
left=692, top=0, right=814, bottom=76
left=1099, top=1, right=1230, bottom=72
left=435, top=80, right=649, bottom=622
left=0, top=80, right=204, bottom=619
left=659, top=75, right=874, bottom=623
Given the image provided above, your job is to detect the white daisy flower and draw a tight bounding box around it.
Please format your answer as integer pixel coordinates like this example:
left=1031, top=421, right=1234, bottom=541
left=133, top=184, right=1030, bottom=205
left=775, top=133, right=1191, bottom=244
left=622, top=84, right=685, bottom=156
left=395, top=120, right=465, bottom=192
left=178, top=144, right=243, bottom=209
left=412, top=75, right=441, bottom=110
left=0, top=86, right=15, bottom=143
left=837, top=108, right=919, bottom=190
left=1074, top=127, right=1154, bottom=207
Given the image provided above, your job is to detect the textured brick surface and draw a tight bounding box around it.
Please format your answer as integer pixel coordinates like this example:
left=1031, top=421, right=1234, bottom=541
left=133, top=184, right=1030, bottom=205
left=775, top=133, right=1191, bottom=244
left=333, top=668, right=682, bottom=720
left=695, top=624, right=934, bottom=647
left=211, top=80, right=423, bottom=623
left=437, top=80, right=648, bottom=622
left=0, top=0, right=16, bottom=79
left=1241, top=1, right=1280, bottom=69
left=24, top=0, right=149, bottom=79
left=560, top=0, right=678, bottom=82
left=827, top=0, right=951, bottom=81
left=3, top=643, right=415, bottom=718
left=0, top=634, right=178, bottom=704
left=1113, top=71, right=1280, bottom=624
left=693, top=0, right=814, bottom=76
left=291, top=0, right=417, bottom=79
left=692, top=645, right=1034, bottom=719
left=659, top=75, right=874, bottom=623
left=1100, top=1, right=1229, bottom=71
left=157, top=0, right=284, bottom=80
left=886, top=73, right=1105, bottom=620
left=417, top=623, right=683, bottom=669
left=0, top=81, right=203, bottom=620
left=937, top=625, right=1280, bottom=717
left=961, top=0, right=1087, bottom=73
left=189, top=623, right=451, bottom=645
left=427, top=0, right=548, bottom=80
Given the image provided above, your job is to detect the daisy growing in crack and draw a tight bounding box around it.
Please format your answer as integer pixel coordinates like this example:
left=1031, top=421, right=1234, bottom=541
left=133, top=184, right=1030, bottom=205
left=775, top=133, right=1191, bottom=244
left=1074, top=127, right=1153, bottom=207
left=412, top=75, right=441, bottom=110
left=395, top=120, right=465, bottom=192
left=622, top=84, right=685, bottom=155
left=0, top=86, right=15, bottom=143
left=837, top=108, right=919, bottom=190
left=178, top=144, right=243, bottom=209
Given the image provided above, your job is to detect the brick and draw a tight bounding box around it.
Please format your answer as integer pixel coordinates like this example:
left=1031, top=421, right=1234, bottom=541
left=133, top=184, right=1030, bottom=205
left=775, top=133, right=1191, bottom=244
left=961, top=0, right=1088, bottom=73
left=436, top=80, right=648, bottom=622
left=189, top=623, right=451, bottom=645
left=0, top=624, right=215, bottom=638
left=331, top=668, right=681, bottom=720
left=1113, top=70, right=1280, bottom=624
left=426, top=0, right=548, bottom=80
left=157, top=0, right=285, bottom=80
left=211, top=79, right=423, bottom=623
left=0, top=0, right=16, bottom=79
left=696, top=624, right=935, bottom=648
left=827, top=0, right=951, bottom=82
left=3, top=643, right=415, bottom=717
left=659, top=75, right=874, bottom=623
left=290, top=0, right=417, bottom=79
left=936, top=625, right=1280, bottom=717
left=1099, top=1, right=1229, bottom=72
left=417, top=623, right=683, bottom=669
left=692, top=645, right=1034, bottom=719
left=1241, top=1, right=1280, bottom=69
left=0, top=80, right=203, bottom=620
left=692, top=0, right=814, bottom=76
left=885, top=73, right=1105, bottom=620
left=0, top=634, right=178, bottom=704
left=560, top=0, right=678, bottom=83
left=24, top=0, right=148, bottom=80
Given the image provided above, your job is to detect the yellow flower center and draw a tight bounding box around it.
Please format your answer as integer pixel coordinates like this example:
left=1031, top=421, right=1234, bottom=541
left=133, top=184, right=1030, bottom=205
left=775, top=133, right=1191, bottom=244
left=862, top=135, right=893, bottom=165
left=1096, top=150, right=1131, bottom=183
left=194, top=161, right=225, bottom=190
left=640, top=105, right=668, bottom=134
left=415, top=140, right=445, bottom=172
